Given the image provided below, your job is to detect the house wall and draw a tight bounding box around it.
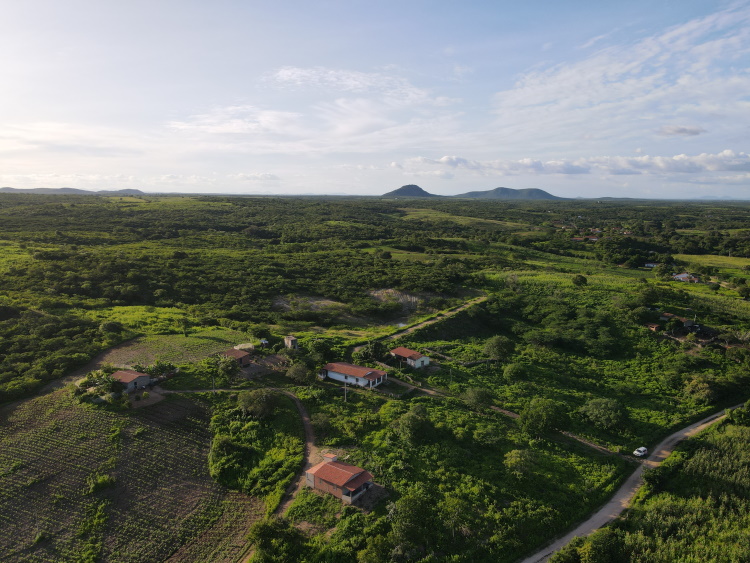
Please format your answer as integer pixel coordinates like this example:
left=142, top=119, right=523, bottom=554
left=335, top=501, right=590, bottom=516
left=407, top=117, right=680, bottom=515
left=124, top=375, right=150, bottom=392
left=313, top=476, right=343, bottom=499
left=407, top=357, right=430, bottom=368
left=326, top=370, right=371, bottom=388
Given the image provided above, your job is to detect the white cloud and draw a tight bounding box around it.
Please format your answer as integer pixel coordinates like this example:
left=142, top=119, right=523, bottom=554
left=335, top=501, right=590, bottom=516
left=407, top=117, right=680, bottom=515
left=490, top=4, right=750, bottom=153
left=168, top=105, right=306, bottom=137
left=231, top=172, right=280, bottom=182
left=397, top=150, right=750, bottom=177
left=657, top=125, right=706, bottom=136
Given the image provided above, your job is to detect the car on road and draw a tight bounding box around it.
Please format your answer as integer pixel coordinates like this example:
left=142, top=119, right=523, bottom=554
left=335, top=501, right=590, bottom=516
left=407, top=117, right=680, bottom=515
left=633, top=446, right=648, bottom=457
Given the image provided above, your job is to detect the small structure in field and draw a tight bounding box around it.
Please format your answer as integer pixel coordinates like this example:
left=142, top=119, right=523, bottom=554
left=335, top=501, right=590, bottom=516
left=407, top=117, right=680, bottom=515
left=645, top=323, right=660, bottom=332
left=390, top=346, right=430, bottom=369
left=319, top=362, right=387, bottom=388
left=306, top=454, right=373, bottom=504
left=222, top=348, right=252, bottom=367
left=284, top=335, right=299, bottom=350
left=673, top=272, right=699, bottom=283
left=111, top=370, right=151, bottom=393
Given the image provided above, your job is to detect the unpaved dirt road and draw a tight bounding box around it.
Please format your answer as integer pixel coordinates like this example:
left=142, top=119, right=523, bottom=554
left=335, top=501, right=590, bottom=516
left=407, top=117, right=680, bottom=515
left=520, top=405, right=740, bottom=563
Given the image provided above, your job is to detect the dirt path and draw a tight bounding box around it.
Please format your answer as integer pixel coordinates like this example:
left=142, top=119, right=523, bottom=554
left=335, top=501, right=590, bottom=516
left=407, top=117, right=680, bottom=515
left=520, top=405, right=741, bottom=563
left=353, top=295, right=487, bottom=353
left=161, top=386, right=320, bottom=518
left=273, top=390, right=321, bottom=516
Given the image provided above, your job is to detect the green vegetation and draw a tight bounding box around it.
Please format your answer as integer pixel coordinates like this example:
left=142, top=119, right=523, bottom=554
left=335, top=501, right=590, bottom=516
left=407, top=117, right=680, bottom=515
left=3, top=194, right=750, bottom=561
left=208, top=392, right=304, bottom=513
left=552, top=404, right=750, bottom=561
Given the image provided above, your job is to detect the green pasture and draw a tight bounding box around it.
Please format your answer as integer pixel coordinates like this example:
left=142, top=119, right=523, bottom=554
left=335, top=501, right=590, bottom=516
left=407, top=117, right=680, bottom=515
left=398, top=207, right=527, bottom=230
left=674, top=253, right=750, bottom=270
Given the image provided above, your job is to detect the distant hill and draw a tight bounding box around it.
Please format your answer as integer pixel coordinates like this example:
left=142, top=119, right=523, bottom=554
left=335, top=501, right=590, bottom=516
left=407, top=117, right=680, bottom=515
left=382, top=185, right=439, bottom=198
left=454, top=187, right=562, bottom=200
left=0, top=187, right=146, bottom=196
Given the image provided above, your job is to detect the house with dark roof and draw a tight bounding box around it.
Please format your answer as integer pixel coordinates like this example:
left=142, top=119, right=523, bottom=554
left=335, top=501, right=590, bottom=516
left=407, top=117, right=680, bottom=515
left=111, top=370, right=151, bottom=393
left=305, top=454, right=373, bottom=504
left=319, top=362, right=387, bottom=388
left=390, top=346, right=430, bottom=369
left=222, top=348, right=252, bottom=367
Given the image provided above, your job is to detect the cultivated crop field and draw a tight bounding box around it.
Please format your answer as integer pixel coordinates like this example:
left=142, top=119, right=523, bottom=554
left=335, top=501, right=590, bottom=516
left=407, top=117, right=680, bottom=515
left=0, top=391, right=261, bottom=562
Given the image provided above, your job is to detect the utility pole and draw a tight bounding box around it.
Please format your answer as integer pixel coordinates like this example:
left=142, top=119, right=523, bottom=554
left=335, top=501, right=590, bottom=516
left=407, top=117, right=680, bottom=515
left=344, top=381, right=348, bottom=402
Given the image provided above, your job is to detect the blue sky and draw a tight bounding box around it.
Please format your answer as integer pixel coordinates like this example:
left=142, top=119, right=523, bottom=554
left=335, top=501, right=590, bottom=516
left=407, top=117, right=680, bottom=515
left=1, top=1, right=749, bottom=198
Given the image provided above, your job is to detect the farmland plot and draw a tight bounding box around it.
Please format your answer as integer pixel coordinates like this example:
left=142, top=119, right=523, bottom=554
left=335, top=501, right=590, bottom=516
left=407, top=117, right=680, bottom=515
left=0, top=391, right=260, bottom=562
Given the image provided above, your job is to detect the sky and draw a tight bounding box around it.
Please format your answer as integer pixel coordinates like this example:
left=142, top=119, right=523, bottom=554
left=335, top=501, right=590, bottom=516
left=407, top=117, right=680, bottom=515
left=1, top=0, right=749, bottom=199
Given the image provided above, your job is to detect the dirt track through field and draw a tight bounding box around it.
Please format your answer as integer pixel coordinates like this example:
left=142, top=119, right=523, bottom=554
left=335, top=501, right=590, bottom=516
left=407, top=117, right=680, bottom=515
left=520, top=405, right=742, bottom=563
left=273, top=391, right=321, bottom=516
left=353, top=295, right=487, bottom=353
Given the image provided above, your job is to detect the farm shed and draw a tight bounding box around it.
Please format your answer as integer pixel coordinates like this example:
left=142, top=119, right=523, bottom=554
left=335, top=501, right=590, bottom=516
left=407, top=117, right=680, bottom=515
left=319, top=362, right=387, bottom=388
left=390, top=346, right=430, bottom=368
left=222, top=348, right=252, bottom=367
left=111, top=370, right=151, bottom=393
left=284, top=335, right=299, bottom=350
left=305, top=454, right=373, bottom=504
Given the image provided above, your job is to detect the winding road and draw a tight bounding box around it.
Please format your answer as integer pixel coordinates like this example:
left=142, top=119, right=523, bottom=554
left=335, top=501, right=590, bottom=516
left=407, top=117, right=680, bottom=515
left=520, top=404, right=742, bottom=563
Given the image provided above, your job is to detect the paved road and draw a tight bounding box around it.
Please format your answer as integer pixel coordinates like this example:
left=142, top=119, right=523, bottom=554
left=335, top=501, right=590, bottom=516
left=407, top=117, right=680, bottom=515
left=520, top=405, right=741, bottom=563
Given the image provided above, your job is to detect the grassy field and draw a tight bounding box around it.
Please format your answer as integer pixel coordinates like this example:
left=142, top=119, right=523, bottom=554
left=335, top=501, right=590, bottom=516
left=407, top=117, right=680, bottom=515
left=674, top=253, right=750, bottom=270
left=86, top=327, right=251, bottom=367
left=0, top=391, right=262, bottom=562
left=399, top=207, right=527, bottom=230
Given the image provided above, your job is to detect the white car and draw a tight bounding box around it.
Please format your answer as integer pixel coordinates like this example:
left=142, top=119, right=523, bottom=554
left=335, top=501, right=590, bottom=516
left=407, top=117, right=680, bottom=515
left=633, top=446, right=648, bottom=457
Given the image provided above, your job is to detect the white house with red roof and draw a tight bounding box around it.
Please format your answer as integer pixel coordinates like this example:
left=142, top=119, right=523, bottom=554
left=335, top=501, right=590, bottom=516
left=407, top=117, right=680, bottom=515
left=305, top=454, right=373, bottom=504
left=111, top=370, right=151, bottom=393
left=319, top=362, right=387, bottom=388
left=390, top=346, right=430, bottom=369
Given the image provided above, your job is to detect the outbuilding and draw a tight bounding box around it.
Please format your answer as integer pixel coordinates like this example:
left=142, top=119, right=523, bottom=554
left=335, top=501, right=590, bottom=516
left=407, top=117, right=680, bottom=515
left=390, top=346, right=430, bottom=369
left=222, top=348, right=252, bottom=367
left=111, top=370, right=151, bottom=393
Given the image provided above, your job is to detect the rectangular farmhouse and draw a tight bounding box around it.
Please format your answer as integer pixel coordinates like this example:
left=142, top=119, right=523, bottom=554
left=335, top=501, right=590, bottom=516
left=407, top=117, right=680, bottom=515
left=305, top=455, right=373, bottom=504
left=320, top=362, right=387, bottom=388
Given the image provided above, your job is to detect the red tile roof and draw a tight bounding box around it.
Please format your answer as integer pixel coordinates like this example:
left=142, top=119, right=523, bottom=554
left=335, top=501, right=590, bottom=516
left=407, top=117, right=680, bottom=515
left=308, top=460, right=373, bottom=490
left=324, top=362, right=386, bottom=381
left=222, top=348, right=251, bottom=359
left=390, top=347, right=424, bottom=361
left=111, top=370, right=149, bottom=384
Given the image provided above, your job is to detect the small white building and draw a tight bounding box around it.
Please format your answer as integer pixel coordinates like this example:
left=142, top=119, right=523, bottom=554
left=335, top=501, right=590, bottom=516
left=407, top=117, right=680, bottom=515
left=284, top=335, right=299, bottom=350
left=111, top=370, right=151, bottom=393
left=390, top=347, right=430, bottom=369
left=673, top=272, right=699, bottom=283
left=319, top=362, right=387, bottom=389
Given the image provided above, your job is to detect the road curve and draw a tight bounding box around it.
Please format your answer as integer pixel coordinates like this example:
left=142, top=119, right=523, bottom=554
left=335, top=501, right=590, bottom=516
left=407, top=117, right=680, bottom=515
left=520, top=404, right=743, bottom=563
